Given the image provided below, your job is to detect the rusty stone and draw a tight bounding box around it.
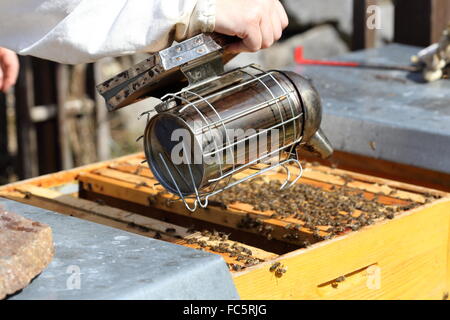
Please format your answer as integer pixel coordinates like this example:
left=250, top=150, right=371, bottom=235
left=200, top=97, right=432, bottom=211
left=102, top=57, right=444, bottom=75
left=0, top=207, right=54, bottom=299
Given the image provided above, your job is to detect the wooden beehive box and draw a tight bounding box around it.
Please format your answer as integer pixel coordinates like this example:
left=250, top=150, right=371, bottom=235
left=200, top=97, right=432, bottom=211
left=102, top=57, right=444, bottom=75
left=1, top=153, right=449, bottom=299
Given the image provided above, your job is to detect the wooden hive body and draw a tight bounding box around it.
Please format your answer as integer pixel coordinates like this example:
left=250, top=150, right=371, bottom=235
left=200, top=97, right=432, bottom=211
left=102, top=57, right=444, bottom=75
left=1, top=153, right=449, bottom=299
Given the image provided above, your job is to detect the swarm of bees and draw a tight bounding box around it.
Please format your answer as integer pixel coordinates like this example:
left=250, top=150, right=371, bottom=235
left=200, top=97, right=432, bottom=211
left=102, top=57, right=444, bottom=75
left=236, top=214, right=274, bottom=240
left=211, top=176, right=425, bottom=243
left=183, top=229, right=263, bottom=271
left=156, top=172, right=436, bottom=273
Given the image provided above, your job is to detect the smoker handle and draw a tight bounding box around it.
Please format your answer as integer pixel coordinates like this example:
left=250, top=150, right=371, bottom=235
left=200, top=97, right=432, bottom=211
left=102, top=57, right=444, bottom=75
left=209, top=33, right=240, bottom=46
left=208, top=33, right=241, bottom=64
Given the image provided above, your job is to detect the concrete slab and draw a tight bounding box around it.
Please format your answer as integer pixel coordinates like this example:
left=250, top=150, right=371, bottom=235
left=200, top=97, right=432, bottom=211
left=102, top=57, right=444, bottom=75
left=0, top=199, right=239, bottom=300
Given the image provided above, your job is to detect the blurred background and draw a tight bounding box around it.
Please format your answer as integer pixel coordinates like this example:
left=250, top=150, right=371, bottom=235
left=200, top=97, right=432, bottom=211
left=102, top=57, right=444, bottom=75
left=1, top=0, right=448, bottom=185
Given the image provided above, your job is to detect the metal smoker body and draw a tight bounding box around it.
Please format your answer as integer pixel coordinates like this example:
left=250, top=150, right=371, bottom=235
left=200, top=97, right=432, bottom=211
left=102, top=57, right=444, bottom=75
left=97, top=34, right=333, bottom=211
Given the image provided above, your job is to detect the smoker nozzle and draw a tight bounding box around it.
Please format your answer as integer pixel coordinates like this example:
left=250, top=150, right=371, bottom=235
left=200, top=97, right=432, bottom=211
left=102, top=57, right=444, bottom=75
left=303, top=128, right=333, bottom=159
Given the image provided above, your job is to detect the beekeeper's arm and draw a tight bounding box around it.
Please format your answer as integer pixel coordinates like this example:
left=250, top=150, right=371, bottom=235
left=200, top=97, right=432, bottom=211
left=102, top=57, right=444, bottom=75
left=0, top=0, right=288, bottom=65
left=0, top=48, right=19, bottom=92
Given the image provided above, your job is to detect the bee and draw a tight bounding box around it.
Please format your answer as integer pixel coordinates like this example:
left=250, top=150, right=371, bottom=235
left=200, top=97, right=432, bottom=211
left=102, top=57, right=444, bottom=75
left=127, top=222, right=151, bottom=233
left=165, top=227, right=176, bottom=233
left=214, top=246, right=226, bottom=253
left=165, top=199, right=173, bottom=208
left=302, top=240, right=311, bottom=248
left=135, top=181, right=149, bottom=188
left=284, top=223, right=293, bottom=230
left=220, top=233, right=230, bottom=241
left=208, top=200, right=228, bottom=210
left=147, top=196, right=156, bottom=206
left=230, top=264, right=243, bottom=272
left=275, top=267, right=287, bottom=277
left=95, top=199, right=106, bottom=206
left=201, top=230, right=211, bottom=237
left=245, top=259, right=257, bottom=267
left=236, top=255, right=246, bottom=261
left=269, top=262, right=281, bottom=272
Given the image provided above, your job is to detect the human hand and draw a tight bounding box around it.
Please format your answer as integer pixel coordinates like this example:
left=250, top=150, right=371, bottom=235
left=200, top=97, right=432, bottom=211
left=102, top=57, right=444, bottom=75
left=215, top=0, right=289, bottom=53
left=0, top=48, right=19, bottom=93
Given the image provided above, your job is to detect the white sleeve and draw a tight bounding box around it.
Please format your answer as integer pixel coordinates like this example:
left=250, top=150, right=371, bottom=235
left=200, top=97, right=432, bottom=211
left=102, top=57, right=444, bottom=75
left=0, top=0, right=215, bottom=64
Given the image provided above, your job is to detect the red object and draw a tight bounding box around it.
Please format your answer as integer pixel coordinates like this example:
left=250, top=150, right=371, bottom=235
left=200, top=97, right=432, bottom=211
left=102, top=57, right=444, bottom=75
left=294, top=46, right=360, bottom=67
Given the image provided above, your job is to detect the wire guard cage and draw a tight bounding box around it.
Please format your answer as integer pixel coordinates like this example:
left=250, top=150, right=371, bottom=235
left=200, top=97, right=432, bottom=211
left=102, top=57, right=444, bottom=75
left=141, top=65, right=306, bottom=211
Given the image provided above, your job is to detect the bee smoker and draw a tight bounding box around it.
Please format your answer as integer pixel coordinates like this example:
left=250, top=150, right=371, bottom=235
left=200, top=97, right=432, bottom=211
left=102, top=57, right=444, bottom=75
left=97, top=33, right=333, bottom=211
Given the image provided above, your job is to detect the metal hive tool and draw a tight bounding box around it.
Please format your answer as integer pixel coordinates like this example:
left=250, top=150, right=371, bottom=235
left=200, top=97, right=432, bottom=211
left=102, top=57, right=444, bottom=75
left=97, top=33, right=333, bottom=211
